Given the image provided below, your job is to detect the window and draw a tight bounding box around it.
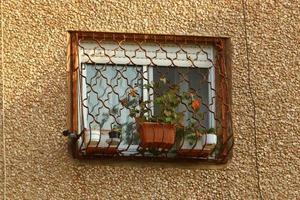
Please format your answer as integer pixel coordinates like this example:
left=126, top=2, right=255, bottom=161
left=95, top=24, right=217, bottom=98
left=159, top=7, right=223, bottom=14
left=66, top=32, right=233, bottom=163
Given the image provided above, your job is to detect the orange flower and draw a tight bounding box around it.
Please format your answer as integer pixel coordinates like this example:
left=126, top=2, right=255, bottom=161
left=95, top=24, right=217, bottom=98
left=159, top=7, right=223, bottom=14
left=191, top=99, right=201, bottom=111
left=129, top=89, right=138, bottom=97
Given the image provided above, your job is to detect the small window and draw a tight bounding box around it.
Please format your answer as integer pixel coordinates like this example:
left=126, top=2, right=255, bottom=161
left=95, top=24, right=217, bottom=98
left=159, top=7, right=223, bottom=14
left=66, top=32, right=233, bottom=163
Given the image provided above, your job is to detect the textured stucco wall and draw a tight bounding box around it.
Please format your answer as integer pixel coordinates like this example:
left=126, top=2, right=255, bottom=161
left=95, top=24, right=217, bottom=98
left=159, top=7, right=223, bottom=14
left=1, top=0, right=299, bottom=199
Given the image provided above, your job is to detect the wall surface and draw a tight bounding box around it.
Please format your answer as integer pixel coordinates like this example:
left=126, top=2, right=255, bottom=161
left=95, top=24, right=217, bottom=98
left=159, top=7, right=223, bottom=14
left=1, top=0, right=299, bottom=199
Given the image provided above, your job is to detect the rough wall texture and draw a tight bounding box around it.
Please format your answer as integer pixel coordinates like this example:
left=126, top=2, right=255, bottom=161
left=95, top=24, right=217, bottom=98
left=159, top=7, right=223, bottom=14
left=0, top=50, right=3, bottom=200
left=1, top=0, right=299, bottom=199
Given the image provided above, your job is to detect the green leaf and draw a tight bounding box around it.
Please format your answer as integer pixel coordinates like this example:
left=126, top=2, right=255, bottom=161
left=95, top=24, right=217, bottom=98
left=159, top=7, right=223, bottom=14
left=165, top=117, right=172, bottom=123
left=207, top=128, right=215, bottom=134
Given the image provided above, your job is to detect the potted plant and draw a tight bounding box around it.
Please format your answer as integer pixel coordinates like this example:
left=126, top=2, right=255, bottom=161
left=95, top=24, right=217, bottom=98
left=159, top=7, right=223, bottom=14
left=176, top=93, right=217, bottom=157
left=104, top=123, right=122, bottom=148
left=104, top=105, right=124, bottom=147
left=108, top=124, right=122, bottom=139
left=177, top=127, right=217, bottom=157
left=121, top=81, right=184, bottom=151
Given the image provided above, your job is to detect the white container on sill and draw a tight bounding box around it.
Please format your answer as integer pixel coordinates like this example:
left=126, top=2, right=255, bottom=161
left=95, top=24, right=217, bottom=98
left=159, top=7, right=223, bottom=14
left=201, top=134, right=217, bottom=151
left=83, top=129, right=119, bottom=148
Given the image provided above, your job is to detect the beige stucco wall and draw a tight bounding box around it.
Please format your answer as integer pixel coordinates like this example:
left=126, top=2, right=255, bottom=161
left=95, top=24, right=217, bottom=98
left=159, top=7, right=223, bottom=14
left=1, top=0, right=299, bottom=199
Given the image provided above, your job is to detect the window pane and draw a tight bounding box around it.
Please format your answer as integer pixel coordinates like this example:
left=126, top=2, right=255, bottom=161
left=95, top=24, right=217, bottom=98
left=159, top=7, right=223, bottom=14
left=83, top=64, right=142, bottom=144
left=153, top=67, right=210, bottom=129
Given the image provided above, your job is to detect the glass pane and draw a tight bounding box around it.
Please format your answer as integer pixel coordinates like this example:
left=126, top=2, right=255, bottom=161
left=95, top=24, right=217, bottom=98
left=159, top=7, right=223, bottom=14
left=153, top=67, right=210, bottom=129
left=83, top=64, right=142, bottom=144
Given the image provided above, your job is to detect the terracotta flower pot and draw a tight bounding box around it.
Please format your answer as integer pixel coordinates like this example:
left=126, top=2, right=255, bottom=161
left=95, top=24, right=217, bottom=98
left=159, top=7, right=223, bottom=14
left=137, top=121, right=176, bottom=150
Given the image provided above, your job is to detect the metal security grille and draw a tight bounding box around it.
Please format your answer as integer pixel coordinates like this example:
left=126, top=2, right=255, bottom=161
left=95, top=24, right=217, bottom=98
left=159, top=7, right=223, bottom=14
left=65, top=32, right=233, bottom=163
